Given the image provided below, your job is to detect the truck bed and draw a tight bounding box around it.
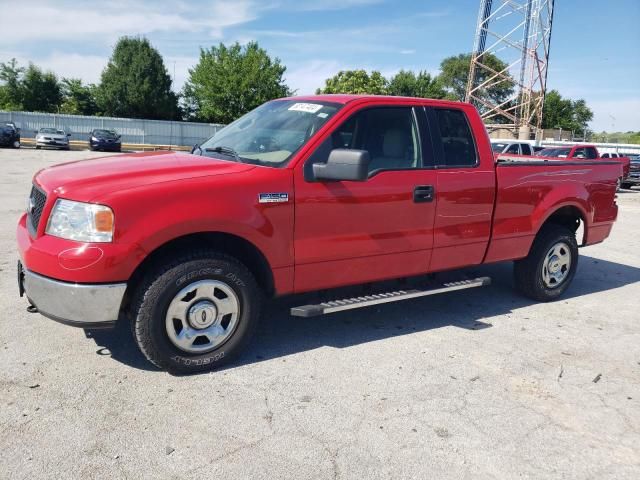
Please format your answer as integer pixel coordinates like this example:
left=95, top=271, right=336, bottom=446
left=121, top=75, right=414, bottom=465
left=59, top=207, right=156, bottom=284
left=483, top=155, right=623, bottom=264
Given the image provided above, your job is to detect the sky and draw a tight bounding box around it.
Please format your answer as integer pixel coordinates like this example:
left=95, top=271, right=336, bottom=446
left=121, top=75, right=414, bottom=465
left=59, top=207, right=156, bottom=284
left=0, top=0, right=638, bottom=131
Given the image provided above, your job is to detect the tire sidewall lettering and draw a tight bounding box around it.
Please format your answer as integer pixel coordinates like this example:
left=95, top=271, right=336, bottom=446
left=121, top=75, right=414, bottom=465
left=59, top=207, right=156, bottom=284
left=171, top=351, right=225, bottom=366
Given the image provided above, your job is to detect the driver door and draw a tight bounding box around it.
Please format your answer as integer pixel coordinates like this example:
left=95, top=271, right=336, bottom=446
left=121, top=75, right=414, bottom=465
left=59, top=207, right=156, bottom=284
left=292, top=105, right=437, bottom=293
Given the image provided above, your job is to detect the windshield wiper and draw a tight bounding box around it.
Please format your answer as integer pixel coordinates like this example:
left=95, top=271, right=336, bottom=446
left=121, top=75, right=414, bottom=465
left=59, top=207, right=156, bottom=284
left=205, top=146, right=240, bottom=162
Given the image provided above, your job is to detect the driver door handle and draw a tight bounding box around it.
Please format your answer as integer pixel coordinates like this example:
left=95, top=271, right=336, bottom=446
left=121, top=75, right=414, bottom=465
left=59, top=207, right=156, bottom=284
left=413, top=185, right=435, bottom=203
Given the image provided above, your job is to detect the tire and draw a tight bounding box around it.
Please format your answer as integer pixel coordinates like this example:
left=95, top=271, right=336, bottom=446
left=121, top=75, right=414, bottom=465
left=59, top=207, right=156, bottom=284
left=621, top=182, right=631, bottom=190
left=35, top=145, right=40, bottom=150
left=131, top=250, right=262, bottom=373
left=12, top=140, right=20, bottom=149
left=514, top=224, right=578, bottom=302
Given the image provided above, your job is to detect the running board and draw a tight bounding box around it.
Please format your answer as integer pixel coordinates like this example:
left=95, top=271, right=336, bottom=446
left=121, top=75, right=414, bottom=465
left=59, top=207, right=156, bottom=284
left=290, top=277, right=491, bottom=317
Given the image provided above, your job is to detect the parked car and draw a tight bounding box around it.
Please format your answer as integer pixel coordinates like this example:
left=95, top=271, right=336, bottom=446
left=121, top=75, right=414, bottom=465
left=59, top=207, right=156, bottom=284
left=0, top=122, right=20, bottom=148
left=621, top=154, right=640, bottom=189
left=600, top=153, right=620, bottom=158
left=17, top=96, right=623, bottom=373
left=35, top=128, right=70, bottom=150
left=89, top=129, right=121, bottom=152
left=491, top=141, right=533, bottom=156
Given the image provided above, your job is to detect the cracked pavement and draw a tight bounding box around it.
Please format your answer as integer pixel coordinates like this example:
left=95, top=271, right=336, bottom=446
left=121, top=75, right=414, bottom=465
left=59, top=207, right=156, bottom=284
left=1, top=149, right=639, bottom=479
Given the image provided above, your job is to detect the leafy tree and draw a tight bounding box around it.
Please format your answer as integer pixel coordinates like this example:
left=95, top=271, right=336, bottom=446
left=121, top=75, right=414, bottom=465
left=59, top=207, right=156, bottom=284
left=97, top=36, right=179, bottom=120
left=316, top=70, right=388, bottom=95
left=438, top=53, right=514, bottom=104
left=541, top=90, right=593, bottom=132
left=183, top=42, right=290, bottom=123
left=0, top=59, right=25, bottom=110
left=0, top=60, right=62, bottom=112
left=60, top=78, right=99, bottom=115
left=19, top=64, right=63, bottom=112
left=387, top=70, right=448, bottom=99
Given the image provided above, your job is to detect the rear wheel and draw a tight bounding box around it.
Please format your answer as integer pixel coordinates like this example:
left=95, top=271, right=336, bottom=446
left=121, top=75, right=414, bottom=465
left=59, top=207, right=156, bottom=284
left=514, top=225, right=578, bottom=302
left=621, top=182, right=631, bottom=190
left=131, top=251, right=261, bottom=373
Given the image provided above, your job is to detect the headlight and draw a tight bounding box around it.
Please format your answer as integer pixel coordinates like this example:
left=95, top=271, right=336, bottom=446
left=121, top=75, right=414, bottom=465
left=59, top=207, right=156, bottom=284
left=46, top=199, right=114, bottom=242
left=91, top=136, right=99, bottom=142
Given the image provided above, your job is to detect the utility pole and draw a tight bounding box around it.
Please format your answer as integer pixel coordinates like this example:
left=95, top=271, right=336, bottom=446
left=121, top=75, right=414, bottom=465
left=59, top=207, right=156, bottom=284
left=466, top=0, right=555, bottom=140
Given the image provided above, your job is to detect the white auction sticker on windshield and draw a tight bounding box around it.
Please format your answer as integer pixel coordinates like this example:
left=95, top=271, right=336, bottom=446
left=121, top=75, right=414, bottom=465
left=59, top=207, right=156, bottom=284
left=288, top=103, right=324, bottom=113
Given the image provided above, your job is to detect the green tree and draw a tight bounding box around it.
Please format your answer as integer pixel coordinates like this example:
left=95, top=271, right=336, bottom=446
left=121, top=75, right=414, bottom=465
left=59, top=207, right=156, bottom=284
left=0, top=59, right=25, bottom=110
left=438, top=53, right=514, bottom=104
left=316, top=70, right=388, bottom=95
left=19, top=64, right=63, bottom=112
left=97, top=36, right=178, bottom=119
left=387, top=70, right=448, bottom=99
left=541, top=90, right=593, bottom=132
left=183, top=42, right=290, bottom=123
left=0, top=60, right=62, bottom=112
left=60, top=78, right=99, bottom=115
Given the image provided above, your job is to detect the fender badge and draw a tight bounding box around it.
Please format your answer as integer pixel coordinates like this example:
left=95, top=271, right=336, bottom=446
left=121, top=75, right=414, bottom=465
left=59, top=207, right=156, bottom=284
left=259, top=193, right=289, bottom=204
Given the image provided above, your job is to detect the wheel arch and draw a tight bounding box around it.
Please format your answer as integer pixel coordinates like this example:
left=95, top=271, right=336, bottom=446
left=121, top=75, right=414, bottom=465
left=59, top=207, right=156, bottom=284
left=536, top=203, right=588, bottom=246
left=122, top=231, right=275, bottom=314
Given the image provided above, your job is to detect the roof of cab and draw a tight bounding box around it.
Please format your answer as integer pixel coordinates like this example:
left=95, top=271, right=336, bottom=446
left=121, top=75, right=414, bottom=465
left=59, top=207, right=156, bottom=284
left=279, top=94, right=467, bottom=107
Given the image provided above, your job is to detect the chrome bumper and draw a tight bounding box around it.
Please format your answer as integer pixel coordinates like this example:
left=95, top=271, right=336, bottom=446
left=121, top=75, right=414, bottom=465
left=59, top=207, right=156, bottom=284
left=20, top=265, right=126, bottom=328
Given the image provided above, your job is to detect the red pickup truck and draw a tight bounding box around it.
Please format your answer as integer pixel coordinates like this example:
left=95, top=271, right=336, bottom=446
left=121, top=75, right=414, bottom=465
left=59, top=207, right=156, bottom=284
left=17, top=95, right=623, bottom=372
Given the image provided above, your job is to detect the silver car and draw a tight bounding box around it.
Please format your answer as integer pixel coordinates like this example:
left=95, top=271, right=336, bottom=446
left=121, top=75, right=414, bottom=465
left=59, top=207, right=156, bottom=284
left=35, top=128, right=70, bottom=150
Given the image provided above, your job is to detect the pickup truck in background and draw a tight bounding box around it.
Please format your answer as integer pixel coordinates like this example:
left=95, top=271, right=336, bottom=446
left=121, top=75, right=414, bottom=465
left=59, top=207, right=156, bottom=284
left=621, top=154, right=640, bottom=189
left=537, top=144, right=600, bottom=159
left=16, top=96, right=623, bottom=373
left=537, top=145, right=630, bottom=184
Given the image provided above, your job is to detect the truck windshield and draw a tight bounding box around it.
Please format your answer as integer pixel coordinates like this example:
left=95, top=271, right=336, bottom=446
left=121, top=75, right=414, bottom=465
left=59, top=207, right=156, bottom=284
left=198, top=100, right=342, bottom=167
left=538, top=147, right=571, bottom=158
left=491, top=143, right=508, bottom=153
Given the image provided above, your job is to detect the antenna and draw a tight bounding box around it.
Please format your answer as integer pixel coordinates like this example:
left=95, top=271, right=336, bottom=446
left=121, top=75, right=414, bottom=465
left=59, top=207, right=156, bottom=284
left=465, top=0, right=555, bottom=139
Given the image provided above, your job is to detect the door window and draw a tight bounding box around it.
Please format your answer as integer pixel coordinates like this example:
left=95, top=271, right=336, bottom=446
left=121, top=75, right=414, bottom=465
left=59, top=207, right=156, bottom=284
left=573, top=147, right=587, bottom=158
left=585, top=147, right=598, bottom=159
left=306, top=107, right=422, bottom=177
left=505, top=143, right=520, bottom=154
left=520, top=143, right=532, bottom=155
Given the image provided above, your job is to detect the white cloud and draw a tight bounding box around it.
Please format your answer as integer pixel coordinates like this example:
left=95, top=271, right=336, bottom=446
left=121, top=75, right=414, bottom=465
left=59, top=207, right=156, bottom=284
left=285, top=60, right=345, bottom=95
left=291, top=0, right=385, bottom=11
left=0, top=0, right=259, bottom=44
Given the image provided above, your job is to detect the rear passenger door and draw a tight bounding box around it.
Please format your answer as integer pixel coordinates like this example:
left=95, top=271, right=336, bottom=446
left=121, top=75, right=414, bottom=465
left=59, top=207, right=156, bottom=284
left=424, top=107, right=496, bottom=271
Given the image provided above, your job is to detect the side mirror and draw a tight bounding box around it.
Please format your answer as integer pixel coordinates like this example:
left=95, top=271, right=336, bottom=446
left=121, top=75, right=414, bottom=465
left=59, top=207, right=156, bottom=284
left=313, top=149, right=370, bottom=182
left=191, top=144, right=201, bottom=155
left=67, top=133, right=71, bottom=137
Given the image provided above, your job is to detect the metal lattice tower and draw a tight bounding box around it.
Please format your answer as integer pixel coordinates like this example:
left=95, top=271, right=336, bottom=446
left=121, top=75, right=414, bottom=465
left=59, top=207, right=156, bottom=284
left=465, top=0, right=555, bottom=139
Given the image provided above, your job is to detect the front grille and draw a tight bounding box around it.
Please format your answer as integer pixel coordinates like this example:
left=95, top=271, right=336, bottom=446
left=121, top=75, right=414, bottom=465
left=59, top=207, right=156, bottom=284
left=27, top=185, right=47, bottom=237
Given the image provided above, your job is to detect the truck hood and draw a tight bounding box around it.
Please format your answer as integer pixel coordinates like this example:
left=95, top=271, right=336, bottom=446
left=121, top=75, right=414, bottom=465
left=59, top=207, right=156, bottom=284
left=34, top=151, right=256, bottom=201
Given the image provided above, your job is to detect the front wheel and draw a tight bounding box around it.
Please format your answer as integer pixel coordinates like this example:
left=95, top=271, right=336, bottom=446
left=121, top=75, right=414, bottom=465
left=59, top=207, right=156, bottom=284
left=12, top=140, right=20, bottom=148
left=131, top=251, right=261, bottom=373
left=514, top=225, right=578, bottom=302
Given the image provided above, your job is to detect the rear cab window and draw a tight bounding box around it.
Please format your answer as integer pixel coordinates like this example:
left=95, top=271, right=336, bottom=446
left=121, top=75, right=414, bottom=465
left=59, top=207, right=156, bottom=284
left=427, top=108, right=478, bottom=167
